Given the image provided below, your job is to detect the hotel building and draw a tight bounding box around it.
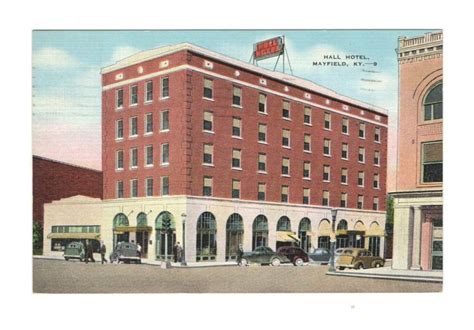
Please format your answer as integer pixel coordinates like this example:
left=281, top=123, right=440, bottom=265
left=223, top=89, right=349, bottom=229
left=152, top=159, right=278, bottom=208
left=44, top=43, right=388, bottom=262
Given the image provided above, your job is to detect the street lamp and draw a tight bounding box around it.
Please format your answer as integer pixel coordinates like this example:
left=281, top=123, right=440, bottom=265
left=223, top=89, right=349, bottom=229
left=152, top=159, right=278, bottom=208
left=328, top=208, right=338, bottom=272
left=181, top=213, right=187, bottom=266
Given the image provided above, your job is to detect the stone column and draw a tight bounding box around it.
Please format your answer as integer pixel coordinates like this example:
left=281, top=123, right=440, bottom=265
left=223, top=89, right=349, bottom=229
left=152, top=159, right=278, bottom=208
left=392, top=205, right=412, bottom=270
left=410, top=206, right=423, bottom=270
left=216, top=221, right=227, bottom=262
left=379, top=236, right=385, bottom=259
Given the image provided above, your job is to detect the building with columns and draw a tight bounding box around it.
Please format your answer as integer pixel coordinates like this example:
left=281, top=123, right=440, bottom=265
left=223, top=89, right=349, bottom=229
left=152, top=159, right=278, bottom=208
left=391, top=31, right=443, bottom=270
left=44, top=42, right=388, bottom=262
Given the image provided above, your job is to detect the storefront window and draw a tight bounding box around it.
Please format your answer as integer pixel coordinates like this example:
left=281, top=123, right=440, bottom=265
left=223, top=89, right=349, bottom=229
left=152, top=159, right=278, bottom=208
left=277, top=216, right=291, bottom=231
left=196, top=212, right=217, bottom=261
left=226, top=213, right=244, bottom=261
left=253, top=215, right=268, bottom=250
left=299, top=218, right=311, bottom=252
left=155, top=211, right=175, bottom=261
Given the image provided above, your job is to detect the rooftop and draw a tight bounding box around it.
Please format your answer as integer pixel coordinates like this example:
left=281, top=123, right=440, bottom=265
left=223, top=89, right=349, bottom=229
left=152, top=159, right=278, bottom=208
left=102, top=42, right=388, bottom=116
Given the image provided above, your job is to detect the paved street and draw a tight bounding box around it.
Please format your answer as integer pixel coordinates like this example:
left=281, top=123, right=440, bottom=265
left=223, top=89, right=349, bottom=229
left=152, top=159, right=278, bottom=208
left=33, top=259, right=442, bottom=293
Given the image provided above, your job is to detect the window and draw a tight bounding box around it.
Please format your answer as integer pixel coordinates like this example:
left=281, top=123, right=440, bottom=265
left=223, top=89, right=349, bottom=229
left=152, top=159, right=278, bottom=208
left=303, top=161, right=311, bottom=179
left=424, top=83, right=442, bottom=121
left=373, top=173, right=380, bottom=189
left=359, top=122, right=366, bottom=138
left=358, top=171, right=365, bottom=187
left=374, top=151, right=380, bottom=166
left=340, top=193, right=347, bottom=208
left=323, top=165, right=330, bottom=182
left=203, top=144, right=213, bottom=165
left=258, top=183, right=266, bottom=201
left=375, top=127, right=381, bottom=142
left=324, top=112, right=331, bottom=130
left=259, top=94, right=267, bottom=113
left=116, top=119, right=124, bottom=139
left=304, top=107, right=311, bottom=124
left=341, top=143, right=348, bottom=159
left=161, top=143, right=169, bottom=165
left=282, top=129, right=290, bottom=147
left=322, top=190, right=329, bottom=206
left=203, top=78, right=213, bottom=99
left=373, top=197, right=379, bottom=211
left=145, top=81, right=153, bottom=102
left=145, top=113, right=153, bottom=134
left=358, top=147, right=365, bottom=163
left=282, top=100, right=290, bottom=119
left=304, top=134, right=311, bottom=152
left=232, top=149, right=242, bottom=169
left=161, top=176, right=169, bottom=196
left=130, top=148, right=138, bottom=168
left=232, top=117, right=242, bottom=137
left=258, top=153, right=267, bottom=172
left=232, top=86, right=242, bottom=106
left=160, top=110, right=169, bottom=131
left=203, top=177, right=213, bottom=196
left=282, top=158, right=290, bottom=176
left=116, top=150, right=124, bottom=170
left=117, top=181, right=124, bottom=198
left=422, top=141, right=443, bottom=183
left=146, top=178, right=153, bottom=197
left=281, top=186, right=289, bottom=203
left=357, top=195, right=364, bottom=209
left=232, top=179, right=241, bottom=198
left=254, top=124, right=268, bottom=145
left=203, top=111, right=213, bottom=132
left=145, top=145, right=153, bottom=166
left=130, top=179, right=138, bottom=197
left=303, top=188, right=310, bottom=205
left=130, top=85, right=138, bottom=105
left=161, top=77, right=169, bottom=98
left=341, top=168, right=348, bottom=184
left=342, top=117, right=349, bottom=134
left=116, top=89, right=124, bottom=109
left=323, top=139, right=331, bottom=156
left=130, top=117, right=138, bottom=137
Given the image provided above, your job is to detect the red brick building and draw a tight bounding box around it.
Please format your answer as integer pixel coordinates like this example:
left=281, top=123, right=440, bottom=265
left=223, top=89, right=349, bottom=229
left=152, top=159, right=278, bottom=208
left=33, top=155, right=103, bottom=225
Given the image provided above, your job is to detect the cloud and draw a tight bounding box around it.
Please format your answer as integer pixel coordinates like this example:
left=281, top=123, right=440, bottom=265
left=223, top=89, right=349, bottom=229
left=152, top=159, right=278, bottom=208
left=110, top=46, right=141, bottom=63
left=33, top=47, right=79, bottom=69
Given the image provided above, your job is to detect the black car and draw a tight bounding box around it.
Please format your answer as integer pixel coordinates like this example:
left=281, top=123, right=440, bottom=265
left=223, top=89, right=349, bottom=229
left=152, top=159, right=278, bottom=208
left=308, top=248, right=331, bottom=264
left=277, top=246, right=309, bottom=266
left=110, top=242, right=141, bottom=264
left=240, top=246, right=290, bottom=266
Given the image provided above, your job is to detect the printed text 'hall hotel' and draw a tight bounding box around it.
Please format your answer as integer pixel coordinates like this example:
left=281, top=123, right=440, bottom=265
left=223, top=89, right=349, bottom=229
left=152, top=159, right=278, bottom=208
left=43, top=43, right=388, bottom=262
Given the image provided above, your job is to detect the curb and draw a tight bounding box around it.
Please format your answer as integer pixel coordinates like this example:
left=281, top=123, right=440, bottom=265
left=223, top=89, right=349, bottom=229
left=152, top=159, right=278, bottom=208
left=326, top=271, right=443, bottom=283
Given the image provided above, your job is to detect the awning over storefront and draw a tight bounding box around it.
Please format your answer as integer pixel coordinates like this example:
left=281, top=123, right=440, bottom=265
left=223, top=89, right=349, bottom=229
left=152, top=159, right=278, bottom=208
left=113, top=226, right=153, bottom=234
left=336, top=230, right=365, bottom=236
left=276, top=231, right=300, bottom=242
left=365, top=222, right=384, bottom=237
left=47, top=232, right=101, bottom=239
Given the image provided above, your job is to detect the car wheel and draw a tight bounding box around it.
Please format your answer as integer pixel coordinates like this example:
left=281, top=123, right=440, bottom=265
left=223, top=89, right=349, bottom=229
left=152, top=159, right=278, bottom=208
left=294, top=257, right=304, bottom=266
left=374, top=262, right=382, bottom=268
left=356, top=263, right=364, bottom=270
left=64, top=257, right=69, bottom=261
left=271, top=258, right=281, bottom=266
left=240, top=258, right=248, bottom=266
left=338, top=267, right=345, bottom=270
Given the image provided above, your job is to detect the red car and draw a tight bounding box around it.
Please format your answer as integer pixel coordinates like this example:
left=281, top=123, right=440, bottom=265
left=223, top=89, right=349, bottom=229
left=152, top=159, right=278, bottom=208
left=276, top=246, right=309, bottom=266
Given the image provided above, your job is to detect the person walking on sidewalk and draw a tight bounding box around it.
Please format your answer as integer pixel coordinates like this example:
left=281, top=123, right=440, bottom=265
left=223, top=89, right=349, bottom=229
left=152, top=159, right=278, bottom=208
left=84, top=239, right=95, bottom=264
left=173, top=242, right=178, bottom=263
left=176, top=242, right=183, bottom=263
left=100, top=241, right=107, bottom=264
left=237, top=244, right=244, bottom=266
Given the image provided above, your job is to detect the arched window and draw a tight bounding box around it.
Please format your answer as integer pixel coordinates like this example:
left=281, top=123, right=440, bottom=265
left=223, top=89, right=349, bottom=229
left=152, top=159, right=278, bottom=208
left=196, top=212, right=217, bottom=261
left=277, top=216, right=291, bottom=231
left=336, top=219, right=349, bottom=249
left=155, top=212, right=175, bottom=261
left=299, top=218, right=311, bottom=252
left=136, top=212, right=147, bottom=227
left=252, top=215, right=268, bottom=250
left=113, top=213, right=129, bottom=227
left=155, top=211, right=175, bottom=230
left=337, top=220, right=348, bottom=230
left=113, top=213, right=129, bottom=247
left=424, top=83, right=442, bottom=121
left=226, top=213, right=244, bottom=261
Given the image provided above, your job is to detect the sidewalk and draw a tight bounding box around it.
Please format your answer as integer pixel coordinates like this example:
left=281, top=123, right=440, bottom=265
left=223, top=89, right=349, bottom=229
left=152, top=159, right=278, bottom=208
left=327, top=266, right=443, bottom=283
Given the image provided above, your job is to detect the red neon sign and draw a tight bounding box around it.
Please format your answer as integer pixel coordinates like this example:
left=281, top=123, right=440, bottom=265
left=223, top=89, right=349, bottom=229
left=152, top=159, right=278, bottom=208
left=254, top=37, right=284, bottom=60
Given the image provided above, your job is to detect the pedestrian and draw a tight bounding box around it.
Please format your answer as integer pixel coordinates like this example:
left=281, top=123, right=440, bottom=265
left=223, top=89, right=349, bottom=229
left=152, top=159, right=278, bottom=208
left=100, top=240, right=107, bottom=264
left=84, top=239, right=95, bottom=263
left=137, top=242, right=142, bottom=258
left=176, top=242, right=183, bottom=262
left=173, top=242, right=178, bottom=263
left=237, top=244, right=244, bottom=266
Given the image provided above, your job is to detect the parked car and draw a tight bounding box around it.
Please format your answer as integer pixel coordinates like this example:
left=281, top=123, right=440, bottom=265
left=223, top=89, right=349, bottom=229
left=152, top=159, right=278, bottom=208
left=64, top=241, right=85, bottom=261
left=308, top=248, right=331, bottom=264
left=277, top=246, right=309, bottom=266
left=240, top=246, right=290, bottom=266
left=336, top=248, right=384, bottom=270
left=109, top=242, right=141, bottom=264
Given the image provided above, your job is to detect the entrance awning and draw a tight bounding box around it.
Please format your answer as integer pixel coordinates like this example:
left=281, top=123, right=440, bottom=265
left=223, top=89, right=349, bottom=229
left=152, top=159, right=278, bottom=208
left=113, top=226, right=153, bottom=234
left=276, top=231, right=300, bottom=242
left=47, top=232, right=101, bottom=239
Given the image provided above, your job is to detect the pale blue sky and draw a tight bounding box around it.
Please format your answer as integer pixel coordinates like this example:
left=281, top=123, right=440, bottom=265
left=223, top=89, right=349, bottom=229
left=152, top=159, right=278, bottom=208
left=32, top=29, right=434, bottom=172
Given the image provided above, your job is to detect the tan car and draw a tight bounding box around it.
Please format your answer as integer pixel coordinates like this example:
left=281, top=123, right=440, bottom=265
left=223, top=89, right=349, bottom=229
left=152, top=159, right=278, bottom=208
left=336, top=248, right=384, bottom=270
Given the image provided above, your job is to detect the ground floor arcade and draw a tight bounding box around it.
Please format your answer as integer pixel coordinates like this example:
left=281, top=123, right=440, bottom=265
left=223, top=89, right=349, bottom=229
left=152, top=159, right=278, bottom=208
left=43, top=195, right=387, bottom=262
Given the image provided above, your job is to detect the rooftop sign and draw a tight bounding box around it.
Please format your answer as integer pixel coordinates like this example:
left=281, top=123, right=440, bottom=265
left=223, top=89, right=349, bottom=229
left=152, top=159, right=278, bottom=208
left=253, top=37, right=284, bottom=61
